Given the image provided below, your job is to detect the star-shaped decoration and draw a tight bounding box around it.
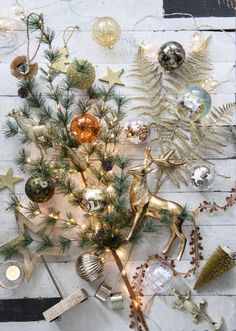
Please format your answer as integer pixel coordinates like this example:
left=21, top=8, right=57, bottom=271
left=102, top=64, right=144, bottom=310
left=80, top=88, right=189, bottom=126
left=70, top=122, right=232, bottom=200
left=0, top=168, right=23, bottom=193
left=99, top=67, right=125, bottom=87
left=0, top=211, right=68, bottom=280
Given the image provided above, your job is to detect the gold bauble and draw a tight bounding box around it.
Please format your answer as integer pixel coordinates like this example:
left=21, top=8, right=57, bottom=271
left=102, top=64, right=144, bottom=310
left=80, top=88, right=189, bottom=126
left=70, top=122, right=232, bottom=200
left=67, top=59, right=95, bottom=89
left=92, top=17, right=120, bottom=48
left=75, top=252, right=103, bottom=282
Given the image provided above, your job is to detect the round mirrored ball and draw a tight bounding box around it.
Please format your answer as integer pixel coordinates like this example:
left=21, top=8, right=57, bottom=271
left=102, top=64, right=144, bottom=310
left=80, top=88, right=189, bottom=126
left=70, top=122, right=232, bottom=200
left=190, top=165, right=215, bottom=191
left=80, top=187, right=108, bottom=214
left=176, top=86, right=211, bottom=122
left=25, top=176, right=55, bottom=203
left=158, top=41, right=185, bottom=71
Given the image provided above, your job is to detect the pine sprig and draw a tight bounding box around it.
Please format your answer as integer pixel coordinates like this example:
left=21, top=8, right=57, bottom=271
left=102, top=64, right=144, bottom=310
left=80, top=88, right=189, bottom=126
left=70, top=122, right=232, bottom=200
left=0, top=244, right=18, bottom=260
left=37, top=234, right=53, bottom=252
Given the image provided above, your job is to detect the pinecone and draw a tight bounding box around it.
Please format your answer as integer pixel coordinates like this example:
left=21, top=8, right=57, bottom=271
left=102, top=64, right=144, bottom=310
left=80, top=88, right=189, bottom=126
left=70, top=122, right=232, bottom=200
left=102, top=158, right=113, bottom=172
left=18, top=87, right=28, bottom=98
left=67, top=59, right=95, bottom=89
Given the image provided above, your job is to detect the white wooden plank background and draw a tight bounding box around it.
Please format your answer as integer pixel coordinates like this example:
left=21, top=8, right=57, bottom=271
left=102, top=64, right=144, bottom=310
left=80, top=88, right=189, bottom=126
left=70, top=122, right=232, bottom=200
left=0, top=1, right=235, bottom=330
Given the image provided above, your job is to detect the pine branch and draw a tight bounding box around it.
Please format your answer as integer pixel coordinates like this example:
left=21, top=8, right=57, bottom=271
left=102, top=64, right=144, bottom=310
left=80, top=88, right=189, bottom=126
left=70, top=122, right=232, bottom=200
left=58, top=236, right=71, bottom=253
left=3, top=120, right=19, bottom=138
left=19, top=231, right=33, bottom=248
left=5, top=196, right=22, bottom=212
left=0, top=244, right=18, bottom=260
left=37, top=234, right=53, bottom=251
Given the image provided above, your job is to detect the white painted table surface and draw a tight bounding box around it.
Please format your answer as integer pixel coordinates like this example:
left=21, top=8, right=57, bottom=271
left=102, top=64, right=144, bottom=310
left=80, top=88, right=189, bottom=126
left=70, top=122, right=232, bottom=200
left=0, top=1, right=235, bottom=330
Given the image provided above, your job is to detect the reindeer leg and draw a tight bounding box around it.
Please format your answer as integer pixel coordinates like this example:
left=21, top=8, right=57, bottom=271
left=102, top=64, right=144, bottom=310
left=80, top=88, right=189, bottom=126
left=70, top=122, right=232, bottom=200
left=162, top=226, right=176, bottom=255
left=173, top=223, right=186, bottom=261
left=127, top=210, right=143, bottom=241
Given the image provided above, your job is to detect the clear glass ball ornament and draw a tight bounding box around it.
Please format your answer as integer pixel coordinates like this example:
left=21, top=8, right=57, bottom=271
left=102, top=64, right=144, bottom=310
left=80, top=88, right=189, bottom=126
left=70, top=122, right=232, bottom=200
left=124, top=120, right=150, bottom=144
left=144, top=262, right=173, bottom=294
left=190, top=165, right=215, bottom=191
left=176, top=86, right=211, bottom=122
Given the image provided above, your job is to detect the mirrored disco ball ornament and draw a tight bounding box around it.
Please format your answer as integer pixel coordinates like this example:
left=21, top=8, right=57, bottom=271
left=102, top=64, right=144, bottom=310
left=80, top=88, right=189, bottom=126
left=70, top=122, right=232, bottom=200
left=124, top=121, right=150, bottom=144
left=158, top=41, right=185, bottom=71
left=144, top=262, right=173, bottom=294
left=190, top=166, right=215, bottom=191
left=176, top=86, right=211, bottom=122
left=80, top=187, right=108, bottom=214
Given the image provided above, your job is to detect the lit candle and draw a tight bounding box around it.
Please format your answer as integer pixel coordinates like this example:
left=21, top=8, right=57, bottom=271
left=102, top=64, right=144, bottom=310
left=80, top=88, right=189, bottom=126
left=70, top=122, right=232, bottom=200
left=5, top=265, right=21, bottom=281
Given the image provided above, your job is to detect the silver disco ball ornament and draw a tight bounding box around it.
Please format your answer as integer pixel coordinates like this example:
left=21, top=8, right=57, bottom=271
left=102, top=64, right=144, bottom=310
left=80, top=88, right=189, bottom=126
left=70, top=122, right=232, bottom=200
left=158, top=41, right=185, bottom=71
left=80, top=187, right=108, bottom=214
left=176, top=86, right=211, bottom=122
left=144, top=262, right=173, bottom=294
left=190, top=165, right=215, bottom=191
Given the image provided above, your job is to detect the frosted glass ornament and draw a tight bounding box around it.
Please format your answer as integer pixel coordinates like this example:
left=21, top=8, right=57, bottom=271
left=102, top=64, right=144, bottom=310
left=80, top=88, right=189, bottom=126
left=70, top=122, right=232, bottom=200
left=144, top=262, right=173, bottom=294
left=176, top=86, right=211, bottom=122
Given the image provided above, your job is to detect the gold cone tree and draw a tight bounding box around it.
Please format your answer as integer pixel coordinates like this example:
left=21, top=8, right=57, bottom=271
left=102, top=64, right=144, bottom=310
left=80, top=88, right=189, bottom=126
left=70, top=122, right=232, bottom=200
left=194, top=246, right=235, bottom=290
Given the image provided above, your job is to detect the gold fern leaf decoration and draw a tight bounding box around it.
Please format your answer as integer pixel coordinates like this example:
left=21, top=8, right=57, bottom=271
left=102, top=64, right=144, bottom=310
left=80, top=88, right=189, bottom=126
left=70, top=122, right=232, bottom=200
left=129, top=36, right=235, bottom=191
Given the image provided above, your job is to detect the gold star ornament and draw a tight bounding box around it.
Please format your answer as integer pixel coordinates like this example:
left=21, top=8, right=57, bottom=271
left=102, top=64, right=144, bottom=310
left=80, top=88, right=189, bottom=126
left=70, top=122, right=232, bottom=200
left=0, top=211, right=68, bottom=280
left=0, top=168, right=23, bottom=193
left=99, top=67, right=125, bottom=87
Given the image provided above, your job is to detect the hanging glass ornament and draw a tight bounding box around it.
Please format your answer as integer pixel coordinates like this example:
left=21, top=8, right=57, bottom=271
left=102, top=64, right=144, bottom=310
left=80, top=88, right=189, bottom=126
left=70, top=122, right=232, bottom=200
left=25, top=176, right=55, bottom=203
left=124, top=121, right=150, bottom=144
left=92, top=17, right=120, bottom=48
left=144, top=262, right=173, bottom=294
left=70, top=114, right=100, bottom=144
left=80, top=187, right=108, bottom=214
left=158, top=41, right=185, bottom=71
left=75, top=252, right=103, bottom=282
left=190, top=165, right=215, bottom=191
left=176, top=86, right=211, bottom=122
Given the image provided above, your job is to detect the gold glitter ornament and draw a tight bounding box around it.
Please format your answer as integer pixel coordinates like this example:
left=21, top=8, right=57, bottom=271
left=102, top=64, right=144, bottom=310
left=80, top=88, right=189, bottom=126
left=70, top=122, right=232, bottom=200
left=67, top=59, right=95, bottom=89
left=92, top=17, right=120, bottom=48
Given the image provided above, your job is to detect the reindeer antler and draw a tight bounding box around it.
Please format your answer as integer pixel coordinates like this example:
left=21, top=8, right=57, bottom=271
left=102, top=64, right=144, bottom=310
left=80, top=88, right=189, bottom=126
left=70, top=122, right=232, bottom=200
left=151, top=150, right=186, bottom=168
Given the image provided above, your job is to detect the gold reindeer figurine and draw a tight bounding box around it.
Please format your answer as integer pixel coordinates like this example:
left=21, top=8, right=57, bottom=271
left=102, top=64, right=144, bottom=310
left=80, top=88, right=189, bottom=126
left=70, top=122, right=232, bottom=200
left=127, top=147, right=187, bottom=260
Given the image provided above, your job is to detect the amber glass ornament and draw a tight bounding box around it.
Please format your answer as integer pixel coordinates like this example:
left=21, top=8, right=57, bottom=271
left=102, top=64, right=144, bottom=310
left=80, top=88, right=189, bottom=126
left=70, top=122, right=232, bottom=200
left=92, top=17, right=120, bottom=48
left=70, top=114, right=100, bottom=144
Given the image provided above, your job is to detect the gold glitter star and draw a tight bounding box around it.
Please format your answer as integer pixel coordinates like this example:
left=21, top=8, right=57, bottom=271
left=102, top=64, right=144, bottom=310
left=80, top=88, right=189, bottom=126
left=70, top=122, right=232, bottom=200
left=0, top=168, right=22, bottom=193
left=0, top=211, right=68, bottom=280
left=99, top=67, right=125, bottom=87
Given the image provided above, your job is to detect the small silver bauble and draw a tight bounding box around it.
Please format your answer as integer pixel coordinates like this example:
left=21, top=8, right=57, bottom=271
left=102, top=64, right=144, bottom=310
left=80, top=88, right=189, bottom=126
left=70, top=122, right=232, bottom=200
left=124, top=121, right=150, bottom=144
left=190, top=166, right=215, bottom=191
left=144, top=262, right=173, bottom=294
left=158, top=41, right=185, bottom=71
left=80, top=187, right=108, bottom=214
left=75, top=252, right=103, bottom=282
left=176, top=86, right=211, bottom=122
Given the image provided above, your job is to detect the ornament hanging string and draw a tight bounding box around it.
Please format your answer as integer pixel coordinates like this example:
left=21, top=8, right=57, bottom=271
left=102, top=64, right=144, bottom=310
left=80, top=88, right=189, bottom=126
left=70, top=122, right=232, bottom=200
left=63, top=25, right=80, bottom=47
left=26, top=13, right=44, bottom=63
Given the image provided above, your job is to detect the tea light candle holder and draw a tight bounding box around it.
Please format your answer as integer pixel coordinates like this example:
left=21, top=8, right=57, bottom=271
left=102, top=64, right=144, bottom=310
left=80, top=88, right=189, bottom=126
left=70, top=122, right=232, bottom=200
left=0, top=260, right=24, bottom=289
left=110, top=292, right=124, bottom=310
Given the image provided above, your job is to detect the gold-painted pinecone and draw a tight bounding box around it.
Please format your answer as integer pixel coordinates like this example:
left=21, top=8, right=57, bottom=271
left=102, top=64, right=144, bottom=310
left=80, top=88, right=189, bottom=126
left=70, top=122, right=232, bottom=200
left=75, top=252, right=103, bottom=281
left=67, top=59, right=95, bottom=89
